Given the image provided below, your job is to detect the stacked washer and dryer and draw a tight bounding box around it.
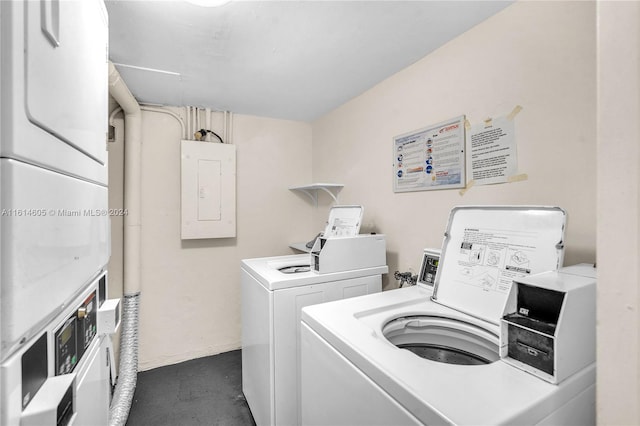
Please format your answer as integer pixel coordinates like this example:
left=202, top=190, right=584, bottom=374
left=1, top=1, right=118, bottom=424
left=301, top=206, right=597, bottom=425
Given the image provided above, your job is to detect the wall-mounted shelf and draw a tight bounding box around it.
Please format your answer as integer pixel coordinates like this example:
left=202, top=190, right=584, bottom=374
left=289, top=183, right=344, bottom=206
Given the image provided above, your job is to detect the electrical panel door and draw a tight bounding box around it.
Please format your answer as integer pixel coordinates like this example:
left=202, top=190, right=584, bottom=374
left=181, top=141, right=236, bottom=239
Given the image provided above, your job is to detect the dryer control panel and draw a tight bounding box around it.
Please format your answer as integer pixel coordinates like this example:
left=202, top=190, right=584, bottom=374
left=55, top=290, right=97, bottom=376
left=55, top=317, right=78, bottom=376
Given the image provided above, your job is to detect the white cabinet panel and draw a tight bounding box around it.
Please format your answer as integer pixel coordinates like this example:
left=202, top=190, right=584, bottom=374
left=301, top=322, right=421, bottom=426
left=272, top=275, right=381, bottom=426
left=75, top=337, right=110, bottom=426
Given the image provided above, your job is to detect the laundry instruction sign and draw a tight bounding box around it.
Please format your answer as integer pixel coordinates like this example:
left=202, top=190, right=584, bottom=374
left=393, top=115, right=466, bottom=192
left=467, top=116, right=517, bottom=185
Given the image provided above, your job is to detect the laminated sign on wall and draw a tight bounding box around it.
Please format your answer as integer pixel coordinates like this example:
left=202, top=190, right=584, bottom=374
left=393, top=115, right=466, bottom=192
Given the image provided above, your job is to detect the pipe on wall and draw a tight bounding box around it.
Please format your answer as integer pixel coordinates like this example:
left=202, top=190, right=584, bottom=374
left=140, top=106, right=186, bottom=140
left=186, top=106, right=191, bottom=139
left=107, top=61, right=142, bottom=426
left=191, top=106, right=196, bottom=139
left=223, top=110, right=227, bottom=143
left=108, top=61, right=142, bottom=296
left=205, top=107, right=211, bottom=141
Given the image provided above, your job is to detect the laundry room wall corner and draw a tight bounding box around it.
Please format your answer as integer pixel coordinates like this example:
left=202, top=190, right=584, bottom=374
left=596, top=1, right=640, bottom=423
left=108, top=106, right=313, bottom=370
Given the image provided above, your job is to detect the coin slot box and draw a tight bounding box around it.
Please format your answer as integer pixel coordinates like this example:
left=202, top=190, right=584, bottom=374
left=503, top=285, right=563, bottom=376
left=500, top=264, right=596, bottom=384
left=21, top=373, right=75, bottom=426
left=98, top=298, right=121, bottom=335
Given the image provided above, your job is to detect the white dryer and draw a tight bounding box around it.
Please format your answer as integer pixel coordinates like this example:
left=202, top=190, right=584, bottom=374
left=0, top=0, right=110, bottom=359
left=0, top=0, right=109, bottom=182
left=300, top=206, right=596, bottom=425
left=241, top=248, right=388, bottom=426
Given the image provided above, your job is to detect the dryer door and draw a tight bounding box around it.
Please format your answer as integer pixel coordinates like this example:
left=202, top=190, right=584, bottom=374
left=24, top=0, right=108, bottom=165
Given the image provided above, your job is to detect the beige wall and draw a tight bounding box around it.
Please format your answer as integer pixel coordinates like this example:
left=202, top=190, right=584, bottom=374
left=108, top=108, right=313, bottom=370
left=311, top=1, right=597, bottom=289
left=596, top=1, right=640, bottom=423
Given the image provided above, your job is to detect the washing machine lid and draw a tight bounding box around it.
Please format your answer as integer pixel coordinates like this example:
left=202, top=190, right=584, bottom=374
left=323, top=205, right=363, bottom=238
left=432, top=206, right=566, bottom=326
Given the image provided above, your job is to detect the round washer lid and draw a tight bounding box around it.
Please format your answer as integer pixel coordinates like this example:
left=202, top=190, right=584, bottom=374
left=431, top=206, right=566, bottom=325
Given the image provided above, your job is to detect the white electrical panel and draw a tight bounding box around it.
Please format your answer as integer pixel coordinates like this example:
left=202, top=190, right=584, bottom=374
left=181, top=140, right=236, bottom=239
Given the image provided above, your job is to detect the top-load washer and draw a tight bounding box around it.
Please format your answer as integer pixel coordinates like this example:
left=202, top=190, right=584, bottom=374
left=242, top=235, right=388, bottom=426
left=0, top=0, right=110, bottom=359
left=301, top=206, right=596, bottom=425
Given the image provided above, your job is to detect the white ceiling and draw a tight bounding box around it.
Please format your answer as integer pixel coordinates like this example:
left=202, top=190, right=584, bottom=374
left=105, top=1, right=512, bottom=122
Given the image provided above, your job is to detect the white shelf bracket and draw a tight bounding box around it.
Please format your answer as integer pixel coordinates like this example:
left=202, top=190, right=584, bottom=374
left=289, top=183, right=344, bottom=207
left=297, top=188, right=318, bottom=205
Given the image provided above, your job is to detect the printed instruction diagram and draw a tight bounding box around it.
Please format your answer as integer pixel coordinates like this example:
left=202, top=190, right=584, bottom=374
left=455, top=228, right=537, bottom=293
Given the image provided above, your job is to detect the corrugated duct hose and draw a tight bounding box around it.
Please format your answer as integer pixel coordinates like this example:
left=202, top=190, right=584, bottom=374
left=109, top=294, right=140, bottom=426
left=108, top=61, right=142, bottom=426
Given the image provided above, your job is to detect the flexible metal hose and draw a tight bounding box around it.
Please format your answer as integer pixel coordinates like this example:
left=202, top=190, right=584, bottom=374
left=108, top=293, right=140, bottom=426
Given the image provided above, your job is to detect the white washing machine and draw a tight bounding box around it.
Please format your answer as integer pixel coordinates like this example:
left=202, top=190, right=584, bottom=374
left=0, top=0, right=110, bottom=359
left=242, top=245, right=388, bottom=426
left=300, top=206, right=596, bottom=425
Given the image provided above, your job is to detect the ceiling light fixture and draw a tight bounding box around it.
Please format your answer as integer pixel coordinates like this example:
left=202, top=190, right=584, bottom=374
left=184, top=0, right=232, bottom=7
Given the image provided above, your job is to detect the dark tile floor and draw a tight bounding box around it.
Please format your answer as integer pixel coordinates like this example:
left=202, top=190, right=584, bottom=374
left=126, top=350, right=256, bottom=426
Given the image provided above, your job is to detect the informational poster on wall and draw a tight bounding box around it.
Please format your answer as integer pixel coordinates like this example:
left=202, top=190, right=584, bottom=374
left=466, top=115, right=518, bottom=185
left=393, top=115, right=465, bottom=192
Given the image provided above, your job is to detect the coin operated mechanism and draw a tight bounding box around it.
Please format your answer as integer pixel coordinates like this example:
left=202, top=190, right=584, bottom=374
left=309, top=204, right=387, bottom=274
left=0, top=273, right=122, bottom=426
left=310, top=234, right=387, bottom=274
left=21, top=374, right=76, bottom=426
left=500, top=264, right=596, bottom=384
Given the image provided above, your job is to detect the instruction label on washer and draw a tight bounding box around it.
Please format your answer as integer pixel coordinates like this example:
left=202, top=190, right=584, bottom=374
left=434, top=207, right=565, bottom=324
left=457, top=227, right=540, bottom=294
